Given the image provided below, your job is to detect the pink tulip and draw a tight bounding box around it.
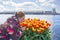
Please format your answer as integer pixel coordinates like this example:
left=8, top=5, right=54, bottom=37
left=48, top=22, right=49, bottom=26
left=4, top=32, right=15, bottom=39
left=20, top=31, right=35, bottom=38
left=19, top=31, right=22, bottom=37
left=6, top=28, right=10, bottom=32
left=8, top=30, right=14, bottom=35
left=1, top=36, right=6, bottom=38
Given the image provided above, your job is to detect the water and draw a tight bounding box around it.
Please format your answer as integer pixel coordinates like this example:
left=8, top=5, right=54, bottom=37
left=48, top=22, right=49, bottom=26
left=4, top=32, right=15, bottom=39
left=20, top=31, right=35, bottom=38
left=0, top=14, right=60, bottom=40
left=0, top=14, right=13, bottom=24
left=0, top=14, right=53, bottom=24
left=51, top=15, right=60, bottom=40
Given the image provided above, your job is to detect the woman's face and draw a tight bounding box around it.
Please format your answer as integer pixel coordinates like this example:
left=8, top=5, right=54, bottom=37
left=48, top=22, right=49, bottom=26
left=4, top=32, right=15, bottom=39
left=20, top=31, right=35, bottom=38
left=18, top=16, right=25, bottom=22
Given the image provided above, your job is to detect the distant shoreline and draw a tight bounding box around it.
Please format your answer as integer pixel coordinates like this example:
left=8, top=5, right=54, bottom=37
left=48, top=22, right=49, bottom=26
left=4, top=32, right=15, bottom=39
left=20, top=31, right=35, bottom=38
left=0, top=12, right=60, bottom=15
left=0, top=13, right=60, bottom=15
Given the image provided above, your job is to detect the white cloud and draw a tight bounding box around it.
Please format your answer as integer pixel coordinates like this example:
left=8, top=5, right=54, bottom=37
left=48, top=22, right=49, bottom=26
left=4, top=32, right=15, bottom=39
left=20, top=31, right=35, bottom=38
left=2, top=0, right=12, bottom=1
left=16, top=2, right=41, bottom=9
left=0, top=5, right=14, bottom=12
left=48, top=0, right=55, bottom=2
left=40, top=2, right=57, bottom=8
left=0, top=0, right=15, bottom=12
left=15, top=2, right=43, bottom=11
left=36, top=0, right=55, bottom=3
left=0, top=0, right=57, bottom=12
left=3, top=1, right=16, bottom=7
left=37, top=0, right=47, bottom=3
left=0, top=4, right=6, bottom=12
left=36, top=0, right=57, bottom=8
left=2, top=0, right=43, bottom=12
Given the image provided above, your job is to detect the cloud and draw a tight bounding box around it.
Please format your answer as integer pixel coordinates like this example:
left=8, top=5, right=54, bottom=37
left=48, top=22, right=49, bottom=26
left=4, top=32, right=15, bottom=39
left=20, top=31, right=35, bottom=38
left=2, top=0, right=12, bottom=1
left=48, top=0, right=55, bottom=2
left=40, top=2, right=57, bottom=8
left=3, top=0, right=16, bottom=7
left=36, top=0, right=57, bottom=8
left=15, top=2, right=43, bottom=11
left=2, top=0, right=43, bottom=11
left=0, top=0, right=58, bottom=12
left=0, top=4, right=6, bottom=12
left=36, top=0, right=55, bottom=3
left=0, top=5, right=14, bottom=12
left=36, top=0, right=47, bottom=3
left=0, top=0, right=15, bottom=12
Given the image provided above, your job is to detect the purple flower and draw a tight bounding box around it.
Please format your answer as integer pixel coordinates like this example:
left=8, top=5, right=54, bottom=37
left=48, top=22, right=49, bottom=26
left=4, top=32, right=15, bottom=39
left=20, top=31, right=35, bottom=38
left=16, top=31, right=22, bottom=37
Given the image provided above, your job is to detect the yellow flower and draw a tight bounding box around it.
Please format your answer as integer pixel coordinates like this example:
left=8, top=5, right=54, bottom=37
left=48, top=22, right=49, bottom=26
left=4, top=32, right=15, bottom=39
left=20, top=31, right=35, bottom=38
left=39, top=27, right=44, bottom=31
left=32, top=27, right=36, bottom=32
left=27, top=23, right=31, bottom=28
left=37, top=29, right=41, bottom=34
left=26, top=28, right=29, bottom=31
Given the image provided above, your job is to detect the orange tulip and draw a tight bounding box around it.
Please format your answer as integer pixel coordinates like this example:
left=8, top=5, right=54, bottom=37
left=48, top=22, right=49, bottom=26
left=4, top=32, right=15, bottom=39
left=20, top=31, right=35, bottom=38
left=19, top=18, right=51, bottom=34
left=23, top=22, right=27, bottom=26
left=37, top=19, right=40, bottom=21
left=20, top=23, right=24, bottom=27
left=35, top=25, right=39, bottom=28
left=27, top=18, right=30, bottom=20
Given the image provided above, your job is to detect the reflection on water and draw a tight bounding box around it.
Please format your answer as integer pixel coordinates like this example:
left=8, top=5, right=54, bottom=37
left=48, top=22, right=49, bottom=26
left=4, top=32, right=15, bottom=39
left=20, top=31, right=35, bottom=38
left=51, top=15, right=60, bottom=40
left=0, top=14, right=60, bottom=40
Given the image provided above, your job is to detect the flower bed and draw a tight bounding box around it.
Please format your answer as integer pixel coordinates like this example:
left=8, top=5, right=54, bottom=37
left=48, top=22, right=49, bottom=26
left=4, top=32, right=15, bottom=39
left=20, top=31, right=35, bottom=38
left=19, top=18, right=51, bottom=40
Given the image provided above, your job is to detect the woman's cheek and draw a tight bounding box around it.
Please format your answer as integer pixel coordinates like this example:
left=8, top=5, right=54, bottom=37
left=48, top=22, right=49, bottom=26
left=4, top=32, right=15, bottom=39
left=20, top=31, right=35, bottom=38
left=21, top=27, right=26, bottom=31
left=19, top=20, right=21, bottom=22
left=18, top=18, right=24, bottom=22
left=20, top=19, right=23, bottom=22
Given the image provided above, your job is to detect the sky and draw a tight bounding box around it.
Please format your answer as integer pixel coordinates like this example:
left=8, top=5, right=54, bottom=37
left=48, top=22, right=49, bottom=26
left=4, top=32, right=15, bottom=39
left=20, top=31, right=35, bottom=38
left=0, top=0, right=60, bottom=13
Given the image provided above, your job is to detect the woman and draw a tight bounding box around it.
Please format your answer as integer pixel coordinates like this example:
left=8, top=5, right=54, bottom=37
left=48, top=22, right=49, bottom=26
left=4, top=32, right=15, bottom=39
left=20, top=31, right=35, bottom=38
left=0, top=11, right=25, bottom=40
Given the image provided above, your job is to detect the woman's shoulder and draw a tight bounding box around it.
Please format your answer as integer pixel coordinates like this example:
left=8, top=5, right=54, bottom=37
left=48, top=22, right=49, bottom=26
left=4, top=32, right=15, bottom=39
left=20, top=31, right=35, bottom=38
left=6, top=16, right=17, bottom=23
